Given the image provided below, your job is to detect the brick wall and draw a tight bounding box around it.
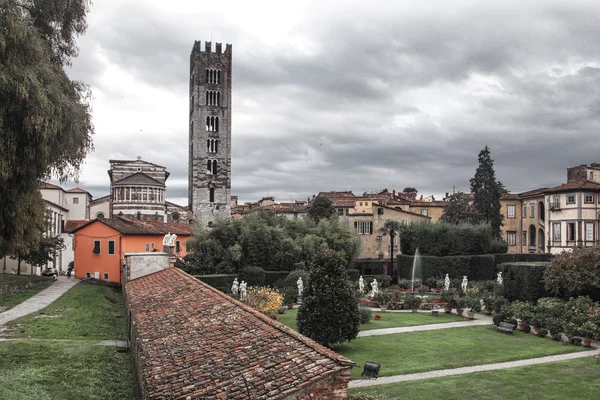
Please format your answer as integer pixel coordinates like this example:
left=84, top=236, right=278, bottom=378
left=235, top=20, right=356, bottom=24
left=285, top=368, right=352, bottom=400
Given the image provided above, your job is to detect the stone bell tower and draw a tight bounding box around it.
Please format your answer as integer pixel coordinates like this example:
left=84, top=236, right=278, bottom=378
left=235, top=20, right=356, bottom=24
left=188, top=41, right=232, bottom=228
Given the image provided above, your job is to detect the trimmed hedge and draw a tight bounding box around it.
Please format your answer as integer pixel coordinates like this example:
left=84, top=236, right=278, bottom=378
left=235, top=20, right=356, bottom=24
left=194, top=271, right=291, bottom=292
left=497, top=262, right=551, bottom=302
left=351, top=260, right=386, bottom=275
left=494, top=253, right=552, bottom=264
left=397, top=254, right=495, bottom=281
left=399, top=222, right=504, bottom=256
left=194, top=274, right=236, bottom=293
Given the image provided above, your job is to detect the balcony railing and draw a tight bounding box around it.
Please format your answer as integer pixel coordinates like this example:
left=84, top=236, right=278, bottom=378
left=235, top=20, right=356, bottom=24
left=548, top=201, right=561, bottom=210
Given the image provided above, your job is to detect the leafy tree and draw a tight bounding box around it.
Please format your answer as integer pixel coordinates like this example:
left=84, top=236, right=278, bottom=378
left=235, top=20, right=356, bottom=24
left=0, top=0, right=94, bottom=253
left=297, top=249, right=360, bottom=347
left=402, top=187, right=418, bottom=194
left=544, top=246, right=600, bottom=298
left=380, top=220, right=401, bottom=276
left=23, top=235, right=65, bottom=273
left=440, top=192, right=478, bottom=224
left=307, top=196, right=336, bottom=222
left=469, top=146, right=506, bottom=238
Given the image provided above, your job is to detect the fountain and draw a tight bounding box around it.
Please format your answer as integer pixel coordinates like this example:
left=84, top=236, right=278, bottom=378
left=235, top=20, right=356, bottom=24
left=411, top=248, right=423, bottom=292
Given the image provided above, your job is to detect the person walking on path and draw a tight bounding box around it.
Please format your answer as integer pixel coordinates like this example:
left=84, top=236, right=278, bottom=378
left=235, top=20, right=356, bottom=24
left=0, top=275, right=79, bottom=326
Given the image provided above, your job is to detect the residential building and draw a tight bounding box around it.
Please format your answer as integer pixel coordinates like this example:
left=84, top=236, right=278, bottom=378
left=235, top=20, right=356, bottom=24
left=519, top=188, right=547, bottom=253
left=189, top=40, right=232, bottom=228
left=125, top=265, right=354, bottom=399
left=72, top=217, right=194, bottom=283
left=501, top=193, right=523, bottom=253
left=408, top=199, right=448, bottom=222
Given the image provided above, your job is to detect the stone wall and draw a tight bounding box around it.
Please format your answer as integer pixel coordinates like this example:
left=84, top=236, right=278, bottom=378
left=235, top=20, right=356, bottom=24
left=0, top=277, right=52, bottom=296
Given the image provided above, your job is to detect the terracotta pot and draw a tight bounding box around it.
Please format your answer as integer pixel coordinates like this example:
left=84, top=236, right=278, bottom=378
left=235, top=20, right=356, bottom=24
left=518, top=323, right=527, bottom=331
left=411, top=308, right=418, bottom=313
left=484, top=307, right=493, bottom=315
left=582, top=338, right=592, bottom=347
left=444, top=306, right=452, bottom=314
left=467, top=311, right=475, bottom=319
left=456, top=308, right=464, bottom=317
left=374, top=314, right=382, bottom=321
left=287, top=304, right=294, bottom=309
left=380, top=305, right=388, bottom=312
left=531, top=326, right=541, bottom=335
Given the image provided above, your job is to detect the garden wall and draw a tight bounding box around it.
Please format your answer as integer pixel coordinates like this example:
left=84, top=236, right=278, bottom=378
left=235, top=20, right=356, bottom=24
left=0, top=277, right=52, bottom=296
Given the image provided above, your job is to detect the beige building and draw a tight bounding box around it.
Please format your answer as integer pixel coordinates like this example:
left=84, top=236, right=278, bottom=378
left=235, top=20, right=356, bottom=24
left=408, top=200, right=448, bottom=222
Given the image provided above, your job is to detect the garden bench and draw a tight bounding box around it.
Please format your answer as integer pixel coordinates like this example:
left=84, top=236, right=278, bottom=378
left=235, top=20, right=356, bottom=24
left=496, top=321, right=516, bottom=334
left=431, top=310, right=439, bottom=316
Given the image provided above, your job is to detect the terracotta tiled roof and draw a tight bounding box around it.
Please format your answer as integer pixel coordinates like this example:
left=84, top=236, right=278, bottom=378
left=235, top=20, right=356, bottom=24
left=501, top=193, right=521, bottom=200
left=317, top=191, right=355, bottom=200
left=409, top=201, right=448, bottom=207
left=519, top=188, right=548, bottom=198
left=333, top=200, right=356, bottom=207
left=126, top=268, right=354, bottom=399
left=66, top=188, right=90, bottom=194
left=63, top=220, right=88, bottom=233
left=74, top=217, right=194, bottom=235
left=544, top=180, right=600, bottom=193
left=40, top=182, right=62, bottom=190
left=90, top=194, right=111, bottom=204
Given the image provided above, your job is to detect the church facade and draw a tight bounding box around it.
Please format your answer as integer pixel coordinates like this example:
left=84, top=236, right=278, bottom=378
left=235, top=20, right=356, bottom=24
left=188, top=41, right=232, bottom=228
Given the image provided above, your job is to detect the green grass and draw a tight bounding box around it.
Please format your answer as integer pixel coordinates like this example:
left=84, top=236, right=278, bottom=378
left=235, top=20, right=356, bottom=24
left=0, top=274, right=51, bottom=282
left=0, top=282, right=53, bottom=311
left=276, top=308, right=465, bottom=332
left=0, top=340, right=136, bottom=400
left=348, top=358, right=600, bottom=399
left=6, top=283, right=127, bottom=340
left=334, top=326, right=586, bottom=379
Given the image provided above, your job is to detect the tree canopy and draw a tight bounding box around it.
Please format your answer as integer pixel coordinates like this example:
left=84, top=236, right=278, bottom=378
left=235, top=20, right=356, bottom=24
left=0, top=0, right=94, bottom=253
left=297, top=249, right=360, bottom=347
left=469, top=146, right=506, bottom=238
left=307, top=195, right=336, bottom=222
left=183, top=209, right=360, bottom=274
left=440, top=192, right=479, bottom=224
left=544, top=246, right=600, bottom=298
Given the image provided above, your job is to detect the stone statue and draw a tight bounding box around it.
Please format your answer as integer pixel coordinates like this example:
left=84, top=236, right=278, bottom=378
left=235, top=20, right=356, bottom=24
left=231, top=278, right=239, bottom=297
left=461, top=276, right=468, bottom=292
left=444, top=274, right=450, bottom=291
left=297, top=277, right=304, bottom=298
left=370, top=279, right=379, bottom=298
left=239, top=281, right=247, bottom=301
left=359, top=276, right=365, bottom=293
left=497, top=272, right=503, bottom=286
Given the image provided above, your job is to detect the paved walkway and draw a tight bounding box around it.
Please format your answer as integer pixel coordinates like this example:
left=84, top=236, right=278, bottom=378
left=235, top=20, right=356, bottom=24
left=0, top=276, right=79, bottom=326
left=359, top=312, right=493, bottom=337
left=349, top=347, right=600, bottom=388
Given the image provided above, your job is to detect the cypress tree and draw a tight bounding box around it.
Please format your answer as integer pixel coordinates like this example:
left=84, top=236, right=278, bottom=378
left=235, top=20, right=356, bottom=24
left=469, top=146, right=506, bottom=239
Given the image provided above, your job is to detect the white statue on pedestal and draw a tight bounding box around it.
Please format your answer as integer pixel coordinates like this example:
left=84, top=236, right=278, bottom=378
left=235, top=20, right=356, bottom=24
left=444, top=274, right=450, bottom=291
left=239, top=281, right=247, bottom=301
left=461, top=276, right=468, bottom=291
left=497, top=272, right=503, bottom=286
left=231, top=278, right=239, bottom=296
left=297, top=277, right=304, bottom=298
left=370, top=279, right=379, bottom=298
left=359, top=276, right=365, bottom=293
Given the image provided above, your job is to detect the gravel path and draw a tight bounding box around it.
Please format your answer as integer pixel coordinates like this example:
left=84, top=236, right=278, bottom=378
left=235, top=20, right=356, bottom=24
left=349, top=346, right=600, bottom=388
left=359, top=312, right=493, bottom=337
left=0, top=276, right=79, bottom=326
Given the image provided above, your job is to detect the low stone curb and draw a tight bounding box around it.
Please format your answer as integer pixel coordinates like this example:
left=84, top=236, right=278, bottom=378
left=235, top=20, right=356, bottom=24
left=358, top=313, right=493, bottom=337
left=349, top=347, right=600, bottom=388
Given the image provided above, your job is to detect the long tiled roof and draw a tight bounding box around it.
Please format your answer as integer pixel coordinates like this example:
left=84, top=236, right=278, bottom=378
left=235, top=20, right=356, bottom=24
left=40, top=182, right=62, bottom=190
left=126, top=268, right=354, bottom=399
left=66, top=188, right=90, bottom=194
left=74, top=217, right=194, bottom=235
left=519, top=188, right=548, bottom=198
left=63, top=220, right=88, bottom=233
left=544, top=179, right=600, bottom=193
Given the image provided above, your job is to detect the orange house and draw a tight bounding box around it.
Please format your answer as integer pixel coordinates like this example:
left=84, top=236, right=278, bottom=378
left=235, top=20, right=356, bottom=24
left=73, top=217, right=194, bottom=283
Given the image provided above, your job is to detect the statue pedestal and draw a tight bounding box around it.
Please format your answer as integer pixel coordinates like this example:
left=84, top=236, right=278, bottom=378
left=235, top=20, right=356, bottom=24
left=297, top=296, right=302, bottom=304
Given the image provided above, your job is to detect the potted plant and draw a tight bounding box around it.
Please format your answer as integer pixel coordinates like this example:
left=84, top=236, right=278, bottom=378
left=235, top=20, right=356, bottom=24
left=492, top=296, right=508, bottom=315
left=440, top=289, right=457, bottom=313
left=283, top=287, right=297, bottom=309
left=482, top=294, right=494, bottom=315
left=466, top=295, right=481, bottom=319
left=455, top=296, right=467, bottom=317
left=508, top=301, right=535, bottom=331
left=375, top=291, right=393, bottom=312
left=404, top=293, right=422, bottom=312
left=578, top=320, right=599, bottom=347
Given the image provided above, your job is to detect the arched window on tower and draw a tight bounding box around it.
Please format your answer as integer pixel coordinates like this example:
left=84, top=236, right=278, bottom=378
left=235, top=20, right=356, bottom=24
left=207, top=160, right=212, bottom=174
left=210, top=188, right=215, bottom=203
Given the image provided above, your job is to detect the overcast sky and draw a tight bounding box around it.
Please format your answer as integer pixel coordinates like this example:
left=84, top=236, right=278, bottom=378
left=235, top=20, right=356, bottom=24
left=61, top=0, right=600, bottom=205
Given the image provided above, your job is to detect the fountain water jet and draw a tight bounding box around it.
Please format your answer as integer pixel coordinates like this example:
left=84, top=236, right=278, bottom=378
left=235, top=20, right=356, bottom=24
left=411, top=248, right=423, bottom=292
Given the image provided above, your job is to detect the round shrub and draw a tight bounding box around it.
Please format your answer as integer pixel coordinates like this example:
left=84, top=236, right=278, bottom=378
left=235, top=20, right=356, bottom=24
left=239, top=266, right=266, bottom=286
left=492, top=314, right=504, bottom=326
left=359, top=307, right=372, bottom=324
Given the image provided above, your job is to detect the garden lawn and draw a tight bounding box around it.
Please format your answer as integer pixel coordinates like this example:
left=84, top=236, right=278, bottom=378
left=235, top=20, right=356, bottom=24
left=0, top=274, right=51, bottom=282
left=334, top=325, right=587, bottom=379
left=348, top=357, right=600, bottom=400
left=0, top=282, right=53, bottom=311
left=5, top=283, right=127, bottom=340
left=277, top=309, right=465, bottom=332
left=0, top=340, right=136, bottom=400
